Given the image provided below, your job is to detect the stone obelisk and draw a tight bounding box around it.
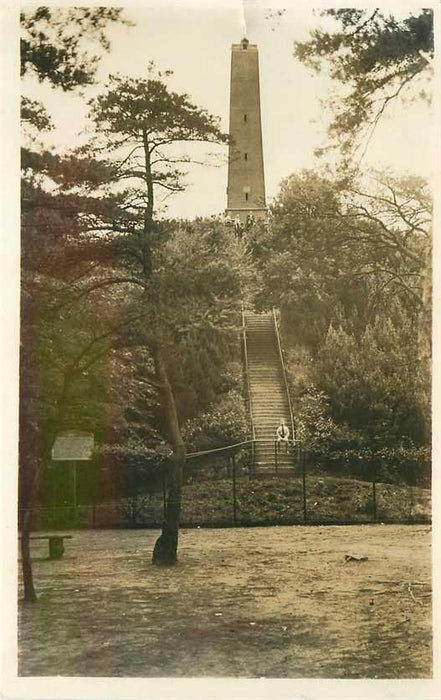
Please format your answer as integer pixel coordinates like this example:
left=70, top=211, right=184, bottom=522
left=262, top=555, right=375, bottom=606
left=226, top=38, right=267, bottom=223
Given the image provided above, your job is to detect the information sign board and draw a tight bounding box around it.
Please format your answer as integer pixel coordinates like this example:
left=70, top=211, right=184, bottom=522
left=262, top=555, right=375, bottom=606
left=51, top=431, right=94, bottom=461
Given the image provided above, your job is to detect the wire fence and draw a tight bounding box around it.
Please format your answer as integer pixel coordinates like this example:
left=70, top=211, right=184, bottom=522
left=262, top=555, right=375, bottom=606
left=24, top=440, right=431, bottom=530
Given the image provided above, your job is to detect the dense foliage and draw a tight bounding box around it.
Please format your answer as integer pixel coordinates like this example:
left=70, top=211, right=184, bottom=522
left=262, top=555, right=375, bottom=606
left=247, top=167, right=431, bottom=483
left=21, top=7, right=128, bottom=90
left=184, top=389, right=248, bottom=452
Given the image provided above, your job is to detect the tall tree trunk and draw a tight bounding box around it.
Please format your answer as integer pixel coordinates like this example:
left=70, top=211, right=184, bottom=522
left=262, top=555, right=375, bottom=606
left=19, top=374, right=69, bottom=602
left=19, top=458, right=40, bottom=603
left=151, top=345, right=186, bottom=565
left=141, top=129, right=154, bottom=278
left=20, top=515, right=37, bottom=603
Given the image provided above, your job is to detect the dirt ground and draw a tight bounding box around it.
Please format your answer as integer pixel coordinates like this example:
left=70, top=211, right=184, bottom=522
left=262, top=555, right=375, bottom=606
left=18, top=524, right=432, bottom=678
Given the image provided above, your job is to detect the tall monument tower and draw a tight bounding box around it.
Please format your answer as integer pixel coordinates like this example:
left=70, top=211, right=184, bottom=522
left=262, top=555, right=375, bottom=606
left=226, top=38, right=267, bottom=223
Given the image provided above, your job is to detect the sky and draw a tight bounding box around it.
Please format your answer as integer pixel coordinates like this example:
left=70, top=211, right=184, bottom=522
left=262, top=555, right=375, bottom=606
left=21, top=0, right=436, bottom=220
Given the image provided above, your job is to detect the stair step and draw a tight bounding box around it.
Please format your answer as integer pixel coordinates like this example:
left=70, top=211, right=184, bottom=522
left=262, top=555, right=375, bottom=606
left=250, top=375, right=281, bottom=380
left=251, top=390, right=288, bottom=402
left=251, top=390, right=286, bottom=394
left=251, top=397, right=287, bottom=400
left=248, top=364, right=280, bottom=367
left=248, top=375, right=282, bottom=380
left=252, top=402, right=288, bottom=406
left=251, top=388, right=285, bottom=391
left=248, top=366, right=280, bottom=369
left=252, top=410, right=289, bottom=414
left=248, top=366, right=280, bottom=370
left=248, top=354, right=278, bottom=357
left=251, top=403, right=289, bottom=407
left=249, top=373, right=283, bottom=377
left=245, top=311, right=294, bottom=471
left=251, top=396, right=286, bottom=399
left=253, top=407, right=289, bottom=418
left=248, top=361, right=280, bottom=365
left=251, top=395, right=286, bottom=399
left=251, top=396, right=287, bottom=400
left=253, top=412, right=288, bottom=417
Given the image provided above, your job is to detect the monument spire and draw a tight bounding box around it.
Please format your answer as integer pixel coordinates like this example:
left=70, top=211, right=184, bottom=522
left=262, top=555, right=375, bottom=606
left=226, top=37, right=267, bottom=223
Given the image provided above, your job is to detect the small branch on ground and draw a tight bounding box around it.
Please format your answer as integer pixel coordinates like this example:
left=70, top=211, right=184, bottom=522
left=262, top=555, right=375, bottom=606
left=405, top=583, right=424, bottom=606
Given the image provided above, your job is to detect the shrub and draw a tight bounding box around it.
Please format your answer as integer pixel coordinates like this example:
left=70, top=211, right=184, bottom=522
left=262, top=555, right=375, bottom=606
left=183, top=389, right=248, bottom=452
left=295, top=384, right=340, bottom=448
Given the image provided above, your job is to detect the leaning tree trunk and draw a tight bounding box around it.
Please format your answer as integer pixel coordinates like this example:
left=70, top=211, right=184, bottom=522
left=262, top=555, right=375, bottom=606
left=151, top=345, right=186, bottom=565
left=19, top=457, right=41, bottom=603
left=19, top=388, right=66, bottom=602
left=20, top=512, right=37, bottom=603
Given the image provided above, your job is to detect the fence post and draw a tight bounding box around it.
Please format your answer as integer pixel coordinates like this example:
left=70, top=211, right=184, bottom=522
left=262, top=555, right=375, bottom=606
left=302, top=449, right=307, bottom=524
left=372, top=465, right=377, bottom=523
left=275, top=440, right=278, bottom=474
left=408, top=483, right=415, bottom=522
left=231, top=455, right=237, bottom=525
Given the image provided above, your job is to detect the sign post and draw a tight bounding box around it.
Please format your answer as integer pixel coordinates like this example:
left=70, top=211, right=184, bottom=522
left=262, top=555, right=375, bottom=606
left=52, top=432, right=94, bottom=518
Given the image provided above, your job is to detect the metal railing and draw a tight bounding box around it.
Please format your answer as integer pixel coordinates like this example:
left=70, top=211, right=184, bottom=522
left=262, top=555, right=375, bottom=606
left=186, top=439, right=253, bottom=461
left=28, top=452, right=430, bottom=529
left=272, top=308, right=296, bottom=443
left=187, top=438, right=301, bottom=478
left=241, top=307, right=256, bottom=465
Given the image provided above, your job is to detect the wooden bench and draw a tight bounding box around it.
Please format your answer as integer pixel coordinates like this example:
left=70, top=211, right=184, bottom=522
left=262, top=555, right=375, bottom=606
left=21, top=535, right=73, bottom=560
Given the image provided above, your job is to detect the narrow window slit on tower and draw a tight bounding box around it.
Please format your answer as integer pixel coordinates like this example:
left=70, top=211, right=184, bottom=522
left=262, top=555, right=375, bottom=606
left=245, top=192, right=249, bottom=201
left=244, top=153, right=248, bottom=161
left=244, top=114, right=247, bottom=122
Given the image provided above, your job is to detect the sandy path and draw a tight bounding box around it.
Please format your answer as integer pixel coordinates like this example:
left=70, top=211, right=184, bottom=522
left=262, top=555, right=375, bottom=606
left=18, top=524, right=432, bottom=678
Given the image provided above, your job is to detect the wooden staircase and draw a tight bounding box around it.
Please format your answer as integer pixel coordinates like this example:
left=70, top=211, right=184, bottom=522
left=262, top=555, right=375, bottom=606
left=244, top=311, right=296, bottom=470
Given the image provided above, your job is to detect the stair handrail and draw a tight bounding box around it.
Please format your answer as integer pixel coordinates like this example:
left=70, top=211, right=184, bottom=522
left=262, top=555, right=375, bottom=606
left=272, top=307, right=296, bottom=444
left=186, top=438, right=289, bottom=460
left=186, top=438, right=253, bottom=459
left=242, top=307, right=256, bottom=443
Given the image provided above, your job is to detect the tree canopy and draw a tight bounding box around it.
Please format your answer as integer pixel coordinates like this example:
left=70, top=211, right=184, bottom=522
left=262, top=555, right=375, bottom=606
left=84, top=72, right=228, bottom=223
left=294, top=9, right=434, bottom=156
left=20, top=7, right=130, bottom=134
left=248, top=168, right=429, bottom=348
left=21, top=7, right=128, bottom=90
